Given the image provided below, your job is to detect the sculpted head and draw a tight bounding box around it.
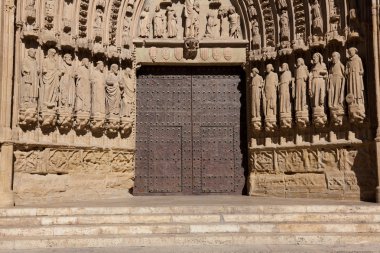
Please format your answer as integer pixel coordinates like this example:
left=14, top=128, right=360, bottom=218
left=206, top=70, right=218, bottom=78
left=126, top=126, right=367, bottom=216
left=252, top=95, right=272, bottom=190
left=296, top=58, right=305, bottom=67
left=125, top=67, right=133, bottom=78
left=251, top=68, right=259, bottom=77
left=27, top=48, right=36, bottom=58
left=111, top=64, right=119, bottom=73
left=82, top=58, right=89, bottom=68
left=63, top=54, right=72, bottom=64
left=281, top=63, right=289, bottom=71
left=228, top=6, right=236, bottom=14
left=312, top=53, right=323, bottom=64
left=96, top=61, right=104, bottom=71
left=47, top=48, right=56, bottom=58
left=155, top=5, right=160, bottom=12
left=266, top=64, right=274, bottom=73
left=144, top=6, right=149, bottom=12
left=348, top=47, right=358, bottom=57
left=332, top=52, right=341, bottom=64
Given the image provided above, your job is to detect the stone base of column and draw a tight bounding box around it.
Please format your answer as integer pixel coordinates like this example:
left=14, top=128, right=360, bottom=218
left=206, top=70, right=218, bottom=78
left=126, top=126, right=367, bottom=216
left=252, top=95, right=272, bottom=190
left=0, top=191, right=14, bottom=207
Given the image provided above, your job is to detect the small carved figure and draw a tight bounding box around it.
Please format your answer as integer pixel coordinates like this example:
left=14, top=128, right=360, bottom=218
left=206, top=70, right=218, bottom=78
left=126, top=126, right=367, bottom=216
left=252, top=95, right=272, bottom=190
left=250, top=68, right=263, bottom=119
left=228, top=6, right=241, bottom=39
left=21, top=49, right=39, bottom=107
left=91, top=61, right=106, bottom=116
left=167, top=6, right=178, bottom=38
left=185, top=0, right=200, bottom=38
left=105, top=64, right=121, bottom=117
left=139, top=7, right=150, bottom=38
left=123, top=15, right=132, bottom=37
left=278, top=0, right=287, bottom=10
left=251, top=19, right=261, bottom=49
left=263, top=64, right=278, bottom=131
left=219, top=7, right=229, bottom=38
left=346, top=47, right=365, bottom=122
left=75, top=58, right=91, bottom=114
left=94, top=8, right=103, bottom=30
left=311, top=0, right=323, bottom=36
left=309, top=52, right=328, bottom=127
left=204, top=11, right=218, bottom=38
left=295, top=58, right=309, bottom=112
left=120, top=68, right=135, bottom=118
left=279, top=10, right=290, bottom=42
left=59, top=54, right=75, bottom=109
left=153, top=6, right=165, bottom=38
left=41, top=48, right=61, bottom=110
left=348, top=0, right=360, bottom=38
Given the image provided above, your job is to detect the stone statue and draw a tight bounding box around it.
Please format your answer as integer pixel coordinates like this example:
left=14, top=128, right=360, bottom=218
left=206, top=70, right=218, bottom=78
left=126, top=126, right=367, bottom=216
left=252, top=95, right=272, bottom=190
left=41, top=48, right=61, bottom=110
left=75, top=58, right=91, bottom=114
left=219, top=7, right=229, bottom=38
left=311, top=0, right=323, bottom=37
left=91, top=61, right=106, bottom=116
left=185, top=0, right=200, bottom=38
left=279, top=63, right=293, bottom=115
left=295, top=58, right=309, bottom=112
left=328, top=52, right=346, bottom=126
left=279, top=10, right=290, bottom=43
left=250, top=68, right=263, bottom=131
left=153, top=6, right=165, bottom=38
left=295, top=58, right=309, bottom=128
left=278, top=0, right=287, bottom=9
left=105, top=64, right=121, bottom=117
left=167, top=6, right=178, bottom=38
left=228, top=6, right=241, bottom=39
left=309, top=52, right=328, bottom=127
left=263, top=64, right=278, bottom=131
left=204, top=11, right=218, bottom=38
left=139, top=7, right=150, bottom=38
left=346, top=47, right=365, bottom=123
left=122, top=15, right=132, bottom=44
left=94, top=8, right=103, bottom=30
left=251, top=19, right=261, bottom=49
left=121, top=68, right=135, bottom=118
left=348, top=0, right=360, bottom=38
left=21, top=49, right=39, bottom=107
left=59, top=54, right=75, bottom=109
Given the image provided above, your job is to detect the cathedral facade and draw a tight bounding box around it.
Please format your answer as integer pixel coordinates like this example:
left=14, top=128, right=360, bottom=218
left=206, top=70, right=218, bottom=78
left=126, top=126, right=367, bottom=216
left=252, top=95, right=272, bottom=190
left=0, top=0, right=379, bottom=206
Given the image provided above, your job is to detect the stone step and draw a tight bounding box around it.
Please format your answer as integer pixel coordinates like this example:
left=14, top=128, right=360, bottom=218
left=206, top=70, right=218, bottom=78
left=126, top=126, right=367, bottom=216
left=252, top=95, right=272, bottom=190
left=1, top=212, right=380, bottom=226
left=0, top=233, right=380, bottom=250
left=2, top=204, right=380, bottom=217
left=1, top=223, right=380, bottom=237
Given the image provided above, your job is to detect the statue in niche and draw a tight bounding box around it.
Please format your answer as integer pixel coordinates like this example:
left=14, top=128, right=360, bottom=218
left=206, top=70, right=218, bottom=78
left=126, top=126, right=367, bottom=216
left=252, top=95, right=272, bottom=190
left=250, top=68, right=263, bottom=131
left=59, top=54, right=75, bottom=109
left=75, top=58, right=91, bottom=114
left=294, top=58, right=309, bottom=112
left=93, top=7, right=104, bottom=33
left=251, top=19, right=261, bottom=49
left=279, top=10, right=290, bottom=43
left=122, top=15, right=132, bottom=44
left=218, top=7, right=229, bottom=38
left=309, top=52, right=328, bottom=127
left=310, top=0, right=323, bottom=40
left=278, top=0, right=287, bottom=10
left=263, top=64, right=278, bottom=131
left=105, top=64, right=121, bottom=117
left=139, top=6, right=150, bottom=38
left=153, top=5, right=165, bottom=38
left=204, top=11, right=218, bottom=38
left=167, top=6, right=178, bottom=38
left=41, top=48, right=61, bottom=110
left=21, top=49, right=39, bottom=107
left=121, top=68, right=135, bottom=118
left=228, top=6, right=241, bottom=39
left=348, top=0, right=360, bottom=38
left=328, top=52, right=346, bottom=126
left=185, top=0, right=200, bottom=38
left=279, top=63, right=293, bottom=128
left=91, top=61, right=106, bottom=117
left=346, top=47, right=365, bottom=123
left=294, top=58, right=309, bottom=127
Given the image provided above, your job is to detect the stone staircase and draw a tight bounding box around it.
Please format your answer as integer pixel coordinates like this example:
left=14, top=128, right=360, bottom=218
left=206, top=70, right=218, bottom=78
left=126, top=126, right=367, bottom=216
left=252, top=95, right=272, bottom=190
left=0, top=196, right=380, bottom=252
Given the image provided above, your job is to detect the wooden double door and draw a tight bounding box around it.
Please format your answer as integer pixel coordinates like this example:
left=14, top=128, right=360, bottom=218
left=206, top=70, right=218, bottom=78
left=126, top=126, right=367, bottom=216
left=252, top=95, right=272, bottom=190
left=134, top=67, right=247, bottom=195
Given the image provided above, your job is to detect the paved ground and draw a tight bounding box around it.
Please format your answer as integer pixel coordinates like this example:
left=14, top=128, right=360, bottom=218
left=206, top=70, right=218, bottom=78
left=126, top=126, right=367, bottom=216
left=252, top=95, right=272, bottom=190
left=0, top=245, right=379, bottom=253
left=15, top=195, right=377, bottom=208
